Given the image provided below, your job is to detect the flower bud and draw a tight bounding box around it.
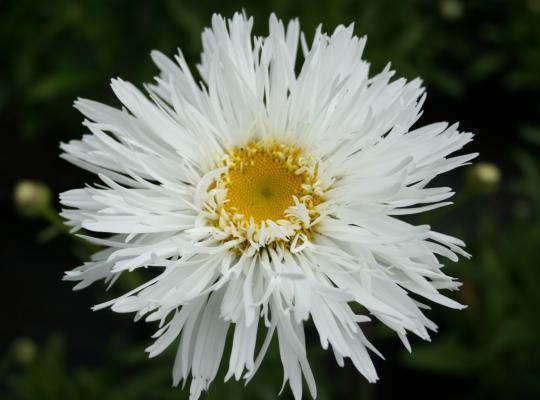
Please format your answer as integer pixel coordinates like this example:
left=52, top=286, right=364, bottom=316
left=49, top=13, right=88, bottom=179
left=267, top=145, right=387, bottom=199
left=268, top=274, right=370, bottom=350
left=440, top=0, right=463, bottom=20
left=11, top=337, right=37, bottom=365
left=468, top=162, right=501, bottom=194
left=14, top=180, right=52, bottom=218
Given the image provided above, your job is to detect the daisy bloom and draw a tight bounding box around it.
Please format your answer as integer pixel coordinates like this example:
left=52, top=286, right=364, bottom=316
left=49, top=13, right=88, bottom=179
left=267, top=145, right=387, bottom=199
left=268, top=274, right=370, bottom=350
left=61, top=12, right=476, bottom=400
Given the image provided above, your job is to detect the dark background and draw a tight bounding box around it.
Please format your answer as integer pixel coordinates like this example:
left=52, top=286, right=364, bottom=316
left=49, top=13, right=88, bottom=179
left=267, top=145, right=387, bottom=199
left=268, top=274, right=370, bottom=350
left=2, top=1, right=540, bottom=399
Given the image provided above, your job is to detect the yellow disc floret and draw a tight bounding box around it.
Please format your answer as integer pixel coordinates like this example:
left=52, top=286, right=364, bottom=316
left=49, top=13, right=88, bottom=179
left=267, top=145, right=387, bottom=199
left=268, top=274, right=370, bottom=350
left=205, top=138, right=326, bottom=251
left=225, top=149, right=303, bottom=222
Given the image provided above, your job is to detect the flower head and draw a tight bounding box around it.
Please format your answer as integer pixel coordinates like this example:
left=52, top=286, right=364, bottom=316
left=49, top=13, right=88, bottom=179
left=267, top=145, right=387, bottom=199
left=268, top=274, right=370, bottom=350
left=61, top=12, right=476, bottom=400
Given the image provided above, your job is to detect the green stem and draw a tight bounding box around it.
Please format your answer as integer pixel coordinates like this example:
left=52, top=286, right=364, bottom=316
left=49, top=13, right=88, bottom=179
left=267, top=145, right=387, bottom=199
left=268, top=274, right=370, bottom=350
left=40, top=206, right=100, bottom=253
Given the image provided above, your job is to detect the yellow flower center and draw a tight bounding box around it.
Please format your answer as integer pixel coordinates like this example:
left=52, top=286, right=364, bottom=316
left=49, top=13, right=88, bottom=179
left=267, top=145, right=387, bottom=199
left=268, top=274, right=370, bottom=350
left=206, top=139, right=326, bottom=250
left=225, top=150, right=303, bottom=222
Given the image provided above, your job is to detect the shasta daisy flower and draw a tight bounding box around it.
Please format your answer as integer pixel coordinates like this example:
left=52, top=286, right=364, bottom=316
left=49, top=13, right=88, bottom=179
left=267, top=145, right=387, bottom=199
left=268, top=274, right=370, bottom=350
left=61, top=12, right=476, bottom=400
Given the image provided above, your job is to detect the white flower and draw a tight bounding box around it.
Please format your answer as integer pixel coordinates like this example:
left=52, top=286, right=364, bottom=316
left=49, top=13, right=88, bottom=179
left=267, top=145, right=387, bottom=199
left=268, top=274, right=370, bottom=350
left=61, top=12, right=476, bottom=400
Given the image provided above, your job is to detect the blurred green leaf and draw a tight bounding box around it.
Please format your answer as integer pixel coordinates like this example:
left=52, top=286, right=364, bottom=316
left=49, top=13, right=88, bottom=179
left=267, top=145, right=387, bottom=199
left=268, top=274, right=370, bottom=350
left=29, top=71, right=96, bottom=102
left=402, top=337, right=482, bottom=375
left=468, top=52, right=506, bottom=80
left=520, top=125, right=540, bottom=147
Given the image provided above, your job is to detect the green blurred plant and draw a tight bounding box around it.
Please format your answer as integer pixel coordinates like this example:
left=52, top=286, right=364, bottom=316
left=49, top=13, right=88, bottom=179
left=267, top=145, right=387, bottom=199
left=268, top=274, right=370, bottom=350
left=401, top=131, right=540, bottom=398
left=1, top=333, right=347, bottom=400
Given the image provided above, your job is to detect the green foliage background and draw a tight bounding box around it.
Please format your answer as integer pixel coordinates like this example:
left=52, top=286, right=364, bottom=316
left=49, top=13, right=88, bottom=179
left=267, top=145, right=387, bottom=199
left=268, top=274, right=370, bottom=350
left=2, top=0, right=540, bottom=399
